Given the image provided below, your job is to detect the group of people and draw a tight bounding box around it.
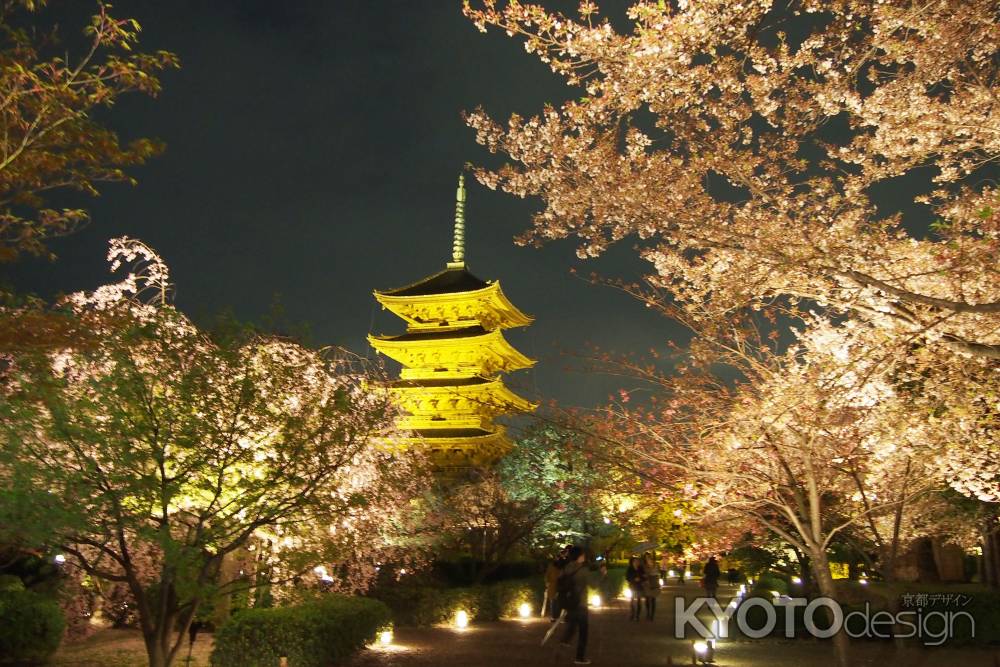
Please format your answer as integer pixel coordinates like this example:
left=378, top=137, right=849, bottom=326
left=542, top=548, right=728, bottom=664
left=625, top=553, right=661, bottom=621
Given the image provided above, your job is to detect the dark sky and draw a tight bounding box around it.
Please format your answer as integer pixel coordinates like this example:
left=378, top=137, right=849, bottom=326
left=5, top=1, right=676, bottom=409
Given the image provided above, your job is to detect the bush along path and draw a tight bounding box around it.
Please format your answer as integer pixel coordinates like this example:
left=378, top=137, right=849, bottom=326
left=347, top=583, right=1000, bottom=667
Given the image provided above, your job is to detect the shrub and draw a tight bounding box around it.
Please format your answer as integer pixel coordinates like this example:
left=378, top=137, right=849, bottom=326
left=210, top=594, right=390, bottom=667
left=0, top=588, right=66, bottom=665
left=750, top=572, right=789, bottom=597
left=374, top=577, right=545, bottom=627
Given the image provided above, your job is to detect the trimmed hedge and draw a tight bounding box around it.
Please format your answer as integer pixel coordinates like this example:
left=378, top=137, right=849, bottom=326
left=210, top=594, right=391, bottom=667
left=374, top=577, right=545, bottom=627
left=0, top=587, right=66, bottom=665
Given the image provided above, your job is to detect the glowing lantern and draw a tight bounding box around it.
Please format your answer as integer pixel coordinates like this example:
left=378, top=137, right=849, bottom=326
left=588, top=593, right=602, bottom=608
left=379, top=630, right=393, bottom=646
left=518, top=602, right=532, bottom=618
left=455, top=610, right=469, bottom=628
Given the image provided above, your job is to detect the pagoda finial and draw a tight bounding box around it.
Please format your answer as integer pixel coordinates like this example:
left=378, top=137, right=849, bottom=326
left=447, top=173, right=466, bottom=269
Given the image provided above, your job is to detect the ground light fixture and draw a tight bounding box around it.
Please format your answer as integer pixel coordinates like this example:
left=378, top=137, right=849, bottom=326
left=659, top=578, right=665, bottom=586
left=692, top=639, right=715, bottom=664
left=792, top=576, right=802, bottom=585
left=667, top=569, right=676, bottom=577
left=684, top=570, right=692, bottom=578
left=379, top=629, right=393, bottom=646
left=623, top=587, right=633, bottom=600
left=588, top=593, right=602, bottom=608
left=454, top=610, right=469, bottom=628
left=54, top=554, right=66, bottom=564
left=518, top=602, right=532, bottom=618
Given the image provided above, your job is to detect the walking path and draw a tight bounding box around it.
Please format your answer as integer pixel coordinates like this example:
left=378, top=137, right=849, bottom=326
left=347, top=583, right=1000, bottom=667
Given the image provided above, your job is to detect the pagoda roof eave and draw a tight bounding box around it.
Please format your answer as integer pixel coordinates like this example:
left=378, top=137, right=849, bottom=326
left=374, top=280, right=532, bottom=329
left=376, top=266, right=488, bottom=298
left=387, top=377, right=537, bottom=413
left=367, top=329, right=535, bottom=370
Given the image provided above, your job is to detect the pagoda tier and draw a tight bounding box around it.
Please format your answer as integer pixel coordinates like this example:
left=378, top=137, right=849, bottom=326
left=391, top=427, right=512, bottom=469
left=375, top=267, right=532, bottom=331
left=387, top=377, right=534, bottom=431
left=369, top=173, right=535, bottom=469
left=367, top=326, right=533, bottom=380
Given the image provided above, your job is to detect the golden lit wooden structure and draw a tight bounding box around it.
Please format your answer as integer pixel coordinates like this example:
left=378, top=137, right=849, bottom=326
left=369, top=174, right=535, bottom=469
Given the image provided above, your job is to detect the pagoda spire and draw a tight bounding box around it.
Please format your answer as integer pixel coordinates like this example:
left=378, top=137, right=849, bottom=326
left=447, top=173, right=466, bottom=269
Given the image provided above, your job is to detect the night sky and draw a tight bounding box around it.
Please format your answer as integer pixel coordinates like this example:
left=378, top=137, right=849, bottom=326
left=5, top=1, right=675, bottom=409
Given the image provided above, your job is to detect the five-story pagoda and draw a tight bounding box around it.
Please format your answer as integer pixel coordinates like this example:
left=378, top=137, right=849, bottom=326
left=368, top=174, right=535, bottom=470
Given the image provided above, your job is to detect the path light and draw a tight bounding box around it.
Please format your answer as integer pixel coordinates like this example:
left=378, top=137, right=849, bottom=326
left=659, top=578, right=665, bottom=587
left=792, top=576, right=802, bottom=585
left=667, top=569, right=676, bottom=578
left=859, top=578, right=869, bottom=585
left=54, top=554, right=66, bottom=565
left=454, top=610, right=469, bottom=628
left=379, top=629, right=393, bottom=646
left=588, top=593, right=602, bottom=608
left=738, top=584, right=746, bottom=596
left=623, top=587, right=633, bottom=600
left=692, top=639, right=715, bottom=664
left=518, top=602, right=532, bottom=618
left=603, top=516, right=611, bottom=524
left=684, top=570, right=692, bottom=579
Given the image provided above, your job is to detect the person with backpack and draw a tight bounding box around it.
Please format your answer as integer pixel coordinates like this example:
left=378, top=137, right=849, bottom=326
left=557, top=545, right=591, bottom=665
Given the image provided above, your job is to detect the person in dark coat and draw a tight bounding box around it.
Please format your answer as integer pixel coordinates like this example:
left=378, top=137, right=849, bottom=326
left=625, top=556, right=644, bottom=621
left=558, top=546, right=591, bottom=665
left=703, top=556, right=721, bottom=599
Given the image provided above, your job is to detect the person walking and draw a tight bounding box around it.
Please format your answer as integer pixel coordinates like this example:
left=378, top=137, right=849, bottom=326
left=641, top=552, right=661, bottom=621
left=625, top=556, right=643, bottom=621
left=558, top=546, right=591, bottom=665
left=545, top=547, right=568, bottom=620
left=703, top=555, right=721, bottom=599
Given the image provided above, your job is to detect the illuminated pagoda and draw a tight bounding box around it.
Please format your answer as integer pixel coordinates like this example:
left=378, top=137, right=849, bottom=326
left=368, top=174, right=535, bottom=470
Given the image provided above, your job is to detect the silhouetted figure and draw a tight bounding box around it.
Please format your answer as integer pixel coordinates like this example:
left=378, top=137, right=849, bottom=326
left=703, top=556, right=721, bottom=599
left=641, top=553, right=660, bottom=621
left=558, top=546, right=591, bottom=665
left=625, top=556, right=643, bottom=621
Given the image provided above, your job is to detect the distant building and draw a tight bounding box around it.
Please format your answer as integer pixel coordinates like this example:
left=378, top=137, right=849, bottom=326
left=368, top=174, right=536, bottom=470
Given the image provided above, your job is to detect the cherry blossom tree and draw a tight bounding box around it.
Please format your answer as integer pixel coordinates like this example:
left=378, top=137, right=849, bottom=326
left=464, top=0, right=999, bottom=361
left=0, top=1, right=177, bottom=260
left=0, top=239, right=429, bottom=667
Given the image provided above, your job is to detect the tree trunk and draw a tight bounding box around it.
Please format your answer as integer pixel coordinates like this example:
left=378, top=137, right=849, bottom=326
left=142, top=630, right=168, bottom=667
left=809, top=549, right=849, bottom=667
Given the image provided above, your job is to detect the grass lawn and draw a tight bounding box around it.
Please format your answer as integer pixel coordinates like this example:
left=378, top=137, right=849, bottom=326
left=52, top=629, right=214, bottom=667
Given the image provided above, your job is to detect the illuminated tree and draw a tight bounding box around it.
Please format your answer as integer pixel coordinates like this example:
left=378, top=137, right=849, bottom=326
left=0, top=1, right=177, bottom=260
left=443, top=424, right=607, bottom=574
left=0, top=239, right=428, bottom=667
left=465, top=0, right=999, bottom=360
